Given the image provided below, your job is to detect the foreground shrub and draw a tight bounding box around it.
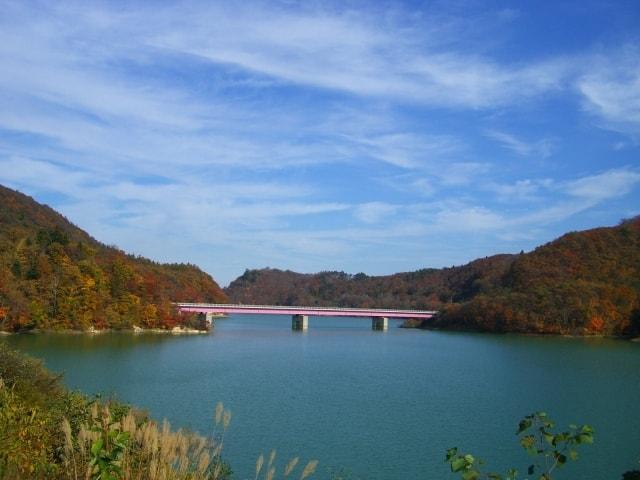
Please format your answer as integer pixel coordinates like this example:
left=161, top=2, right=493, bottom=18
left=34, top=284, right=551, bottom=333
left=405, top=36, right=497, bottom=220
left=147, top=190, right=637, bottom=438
left=0, top=344, right=91, bottom=478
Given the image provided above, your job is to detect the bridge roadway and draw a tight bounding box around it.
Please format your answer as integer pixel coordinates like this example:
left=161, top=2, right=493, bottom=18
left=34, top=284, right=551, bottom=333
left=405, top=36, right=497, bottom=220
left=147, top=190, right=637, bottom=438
left=175, top=303, right=437, bottom=331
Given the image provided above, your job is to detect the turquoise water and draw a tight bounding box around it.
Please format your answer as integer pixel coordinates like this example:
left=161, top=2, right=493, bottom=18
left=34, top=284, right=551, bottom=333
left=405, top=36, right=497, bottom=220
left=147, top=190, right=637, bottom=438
left=4, top=315, right=640, bottom=479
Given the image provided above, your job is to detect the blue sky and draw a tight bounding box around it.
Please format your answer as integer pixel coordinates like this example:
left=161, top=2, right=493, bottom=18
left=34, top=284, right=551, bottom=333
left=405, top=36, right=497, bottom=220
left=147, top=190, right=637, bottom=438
left=1, top=0, right=639, bottom=285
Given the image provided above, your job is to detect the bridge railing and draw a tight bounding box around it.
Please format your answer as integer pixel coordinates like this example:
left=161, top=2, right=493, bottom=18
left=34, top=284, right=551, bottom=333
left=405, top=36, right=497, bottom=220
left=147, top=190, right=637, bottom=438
left=174, top=302, right=437, bottom=315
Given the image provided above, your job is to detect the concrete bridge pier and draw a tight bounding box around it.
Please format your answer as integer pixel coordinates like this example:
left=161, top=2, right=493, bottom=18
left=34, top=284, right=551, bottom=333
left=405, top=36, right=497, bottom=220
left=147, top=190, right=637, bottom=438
left=198, top=312, right=216, bottom=330
left=372, top=317, right=388, bottom=331
left=292, top=314, right=308, bottom=331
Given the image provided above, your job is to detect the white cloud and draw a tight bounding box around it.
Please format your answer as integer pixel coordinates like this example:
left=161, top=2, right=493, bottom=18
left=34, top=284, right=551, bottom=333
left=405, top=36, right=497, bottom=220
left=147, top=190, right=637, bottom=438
left=435, top=206, right=506, bottom=232
left=380, top=161, right=491, bottom=198
left=141, top=3, right=570, bottom=109
left=564, top=168, right=640, bottom=201
left=438, top=168, right=640, bottom=231
left=485, top=130, right=556, bottom=158
left=343, top=132, right=462, bottom=169
left=0, top=2, right=567, bottom=114
left=0, top=155, right=345, bottom=233
left=409, top=178, right=438, bottom=197
left=486, top=178, right=552, bottom=202
left=354, top=202, right=398, bottom=224
left=577, top=47, right=640, bottom=135
left=0, top=156, right=92, bottom=197
left=503, top=168, right=640, bottom=226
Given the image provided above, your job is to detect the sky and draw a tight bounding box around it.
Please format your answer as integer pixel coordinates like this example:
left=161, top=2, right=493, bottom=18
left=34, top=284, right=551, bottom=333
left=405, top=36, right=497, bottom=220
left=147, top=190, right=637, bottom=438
left=1, top=0, right=639, bottom=286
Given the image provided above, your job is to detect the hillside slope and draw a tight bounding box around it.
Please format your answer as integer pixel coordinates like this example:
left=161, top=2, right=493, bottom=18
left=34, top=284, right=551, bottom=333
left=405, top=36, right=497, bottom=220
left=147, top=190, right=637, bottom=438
left=0, top=185, right=227, bottom=331
left=226, top=254, right=516, bottom=309
left=226, top=219, right=640, bottom=336
left=434, top=218, right=640, bottom=335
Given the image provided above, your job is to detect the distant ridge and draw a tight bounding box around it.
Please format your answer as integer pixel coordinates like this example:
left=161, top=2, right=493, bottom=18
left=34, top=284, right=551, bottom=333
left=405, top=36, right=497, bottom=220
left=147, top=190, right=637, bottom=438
left=226, top=219, right=640, bottom=336
left=0, top=185, right=227, bottom=331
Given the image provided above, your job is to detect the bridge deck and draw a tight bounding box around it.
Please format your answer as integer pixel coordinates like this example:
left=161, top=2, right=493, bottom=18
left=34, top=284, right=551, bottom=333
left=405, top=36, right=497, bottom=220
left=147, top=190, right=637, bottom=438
left=176, top=303, right=436, bottom=319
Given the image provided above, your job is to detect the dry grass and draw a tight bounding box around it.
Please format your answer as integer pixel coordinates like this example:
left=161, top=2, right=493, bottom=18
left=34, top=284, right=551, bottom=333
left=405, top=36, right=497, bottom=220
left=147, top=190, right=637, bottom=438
left=61, top=401, right=318, bottom=480
left=61, top=402, right=228, bottom=480
left=254, top=448, right=318, bottom=480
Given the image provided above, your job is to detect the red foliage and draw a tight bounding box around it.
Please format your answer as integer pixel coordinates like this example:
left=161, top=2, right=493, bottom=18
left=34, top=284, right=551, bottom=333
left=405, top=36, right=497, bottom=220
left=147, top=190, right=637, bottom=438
left=587, top=316, right=605, bottom=334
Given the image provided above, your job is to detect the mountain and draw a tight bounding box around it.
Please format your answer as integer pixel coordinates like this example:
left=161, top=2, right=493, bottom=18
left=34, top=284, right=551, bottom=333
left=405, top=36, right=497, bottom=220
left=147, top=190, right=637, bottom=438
left=226, top=219, right=640, bottom=336
left=0, top=185, right=227, bottom=331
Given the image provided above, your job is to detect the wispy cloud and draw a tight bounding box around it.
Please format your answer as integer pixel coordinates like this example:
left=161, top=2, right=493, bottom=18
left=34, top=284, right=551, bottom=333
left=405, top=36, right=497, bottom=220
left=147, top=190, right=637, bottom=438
left=1, top=1, right=639, bottom=283
left=564, top=168, right=640, bottom=201
left=485, top=130, right=556, bottom=158
left=434, top=206, right=506, bottom=232
left=343, top=133, right=462, bottom=168
left=577, top=47, right=640, bottom=136
left=485, top=179, right=548, bottom=202
left=354, top=202, right=398, bottom=224
left=142, top=3, right=572, bottom=109
left=428, top=167, right=640, bottom=233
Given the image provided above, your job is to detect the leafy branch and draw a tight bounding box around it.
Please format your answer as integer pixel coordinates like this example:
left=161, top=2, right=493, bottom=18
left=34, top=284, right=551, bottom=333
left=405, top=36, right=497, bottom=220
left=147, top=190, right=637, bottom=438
left=446, top=412, right=594, bottom=480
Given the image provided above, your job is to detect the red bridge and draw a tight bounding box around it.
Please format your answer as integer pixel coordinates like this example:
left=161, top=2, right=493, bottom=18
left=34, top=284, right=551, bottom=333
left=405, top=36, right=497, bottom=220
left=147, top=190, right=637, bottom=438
left=175, top=303, right=437, bottom=331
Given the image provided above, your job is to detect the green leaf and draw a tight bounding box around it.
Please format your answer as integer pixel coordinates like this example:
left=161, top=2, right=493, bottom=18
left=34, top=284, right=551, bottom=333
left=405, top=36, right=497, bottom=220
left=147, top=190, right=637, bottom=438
left=446, top=448, right=458, bottom=461
left=461, top=470, right=481, bottom=480
left=577, top=433, right=594, bottom=444
left=520, top=434, right=536, bottom=455
left=517, top=419, right=532, bottom=434
left=451, top=458, right=467, bottom=472
left=554, top=432, right=569, bottom=444
left=581, top=425, right=594, bottom=434
left=568, top=450, right=579, bottom=461
left=91, top=438, right=104, bottom=456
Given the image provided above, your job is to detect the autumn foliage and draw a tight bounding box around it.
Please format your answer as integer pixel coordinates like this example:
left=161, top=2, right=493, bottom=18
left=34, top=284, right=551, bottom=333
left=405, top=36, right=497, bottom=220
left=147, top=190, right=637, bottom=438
left=0, top=185, right=227, bottom=332
left=227, top=218, right=640, bottom=336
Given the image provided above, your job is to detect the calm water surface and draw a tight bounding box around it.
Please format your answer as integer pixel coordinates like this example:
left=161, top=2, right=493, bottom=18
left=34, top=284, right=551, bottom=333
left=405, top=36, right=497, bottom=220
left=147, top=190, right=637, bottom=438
left=4, top=315, right=640, bottom=479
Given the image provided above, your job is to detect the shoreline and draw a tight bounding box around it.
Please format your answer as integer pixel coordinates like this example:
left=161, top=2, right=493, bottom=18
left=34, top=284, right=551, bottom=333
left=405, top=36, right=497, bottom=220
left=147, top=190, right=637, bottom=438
left=0, top=326, right=210, bottom=335
left=421, top=327, right=640, bottom=342
left=400, top=320, right=640, bottom=342
left=3, top=320, right=639, bottom=342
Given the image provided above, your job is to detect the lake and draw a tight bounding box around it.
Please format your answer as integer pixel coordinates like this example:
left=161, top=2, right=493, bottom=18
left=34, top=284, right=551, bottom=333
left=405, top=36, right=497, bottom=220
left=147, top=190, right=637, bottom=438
left=3, top=315, right=640, bottom=479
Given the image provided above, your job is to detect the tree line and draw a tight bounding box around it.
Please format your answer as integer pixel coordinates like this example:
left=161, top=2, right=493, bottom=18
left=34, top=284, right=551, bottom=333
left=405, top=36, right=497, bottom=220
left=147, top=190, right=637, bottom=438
left=0, top=185, right=227, bottom=332
left=226, top=218, right=640, bottom=336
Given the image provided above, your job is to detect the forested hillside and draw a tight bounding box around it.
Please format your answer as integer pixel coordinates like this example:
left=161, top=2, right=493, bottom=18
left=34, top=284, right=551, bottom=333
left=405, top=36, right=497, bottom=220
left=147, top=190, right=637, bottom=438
left=226, top=254, right=516, bottom=309
left=227, top=218, right=640, bottom=336
left=0, top=185, right=227, bottom=332
left=435, top=217, right=640, bottom=335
